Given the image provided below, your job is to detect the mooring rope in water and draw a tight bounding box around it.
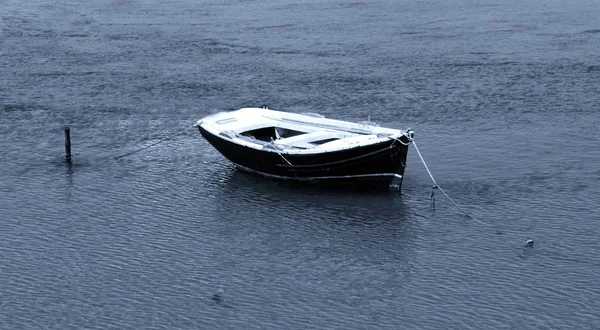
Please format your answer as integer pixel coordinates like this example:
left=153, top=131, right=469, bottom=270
left=114, top=125, right=196, bottom=160
left=411, top=140, right=489, bottom=227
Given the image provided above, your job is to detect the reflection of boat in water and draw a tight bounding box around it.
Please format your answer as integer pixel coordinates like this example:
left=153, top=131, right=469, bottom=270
left=216, top=167, right=413, bottom=231
left=197, top=107, right=414, bottom=191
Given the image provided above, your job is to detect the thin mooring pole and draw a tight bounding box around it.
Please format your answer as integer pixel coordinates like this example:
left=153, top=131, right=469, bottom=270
left=64, top=126, right=72, bottom=163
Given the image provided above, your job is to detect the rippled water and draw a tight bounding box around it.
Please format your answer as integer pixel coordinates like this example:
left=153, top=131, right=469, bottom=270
left=1, top=0, right=600, bottom=328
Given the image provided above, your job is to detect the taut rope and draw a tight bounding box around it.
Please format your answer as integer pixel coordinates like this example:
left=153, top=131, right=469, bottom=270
left=114, top=125, right=196, bottom=160
left=412, top=140, right=488, bottom=227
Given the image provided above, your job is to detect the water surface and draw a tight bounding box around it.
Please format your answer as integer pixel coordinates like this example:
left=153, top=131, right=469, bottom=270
left=1, top=0, right=599, bottom=328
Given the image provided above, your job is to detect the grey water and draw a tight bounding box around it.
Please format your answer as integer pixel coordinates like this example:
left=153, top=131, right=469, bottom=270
left=1, top=0, right=599, bottom=328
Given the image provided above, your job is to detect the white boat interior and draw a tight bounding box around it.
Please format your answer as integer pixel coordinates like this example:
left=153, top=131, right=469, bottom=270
left=198, top=107, right=412, bottom=154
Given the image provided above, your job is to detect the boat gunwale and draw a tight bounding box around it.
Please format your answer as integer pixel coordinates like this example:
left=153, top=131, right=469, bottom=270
left=198, top=108, right=411, bottom=155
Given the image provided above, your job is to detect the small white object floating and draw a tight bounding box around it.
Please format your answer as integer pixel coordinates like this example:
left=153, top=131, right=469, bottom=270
left=525, top=239, right=534, bottom=247
left=197, top=107, right=414, bottom=190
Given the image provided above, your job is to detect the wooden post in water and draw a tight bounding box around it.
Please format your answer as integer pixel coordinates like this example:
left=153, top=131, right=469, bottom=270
left=64, top=126, right=72, bottom=163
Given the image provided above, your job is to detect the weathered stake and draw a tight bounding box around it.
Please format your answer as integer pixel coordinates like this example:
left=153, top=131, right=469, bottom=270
left=65, top=126, right=72, bottom=163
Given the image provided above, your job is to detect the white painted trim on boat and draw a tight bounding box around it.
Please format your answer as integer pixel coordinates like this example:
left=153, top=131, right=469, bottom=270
left=198, top=107, right=412, bottom=155
left=234, top=164, right=402, bottom=181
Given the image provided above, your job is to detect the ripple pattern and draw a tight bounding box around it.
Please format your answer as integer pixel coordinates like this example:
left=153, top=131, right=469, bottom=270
left=1, top=0, right=600, bottom=329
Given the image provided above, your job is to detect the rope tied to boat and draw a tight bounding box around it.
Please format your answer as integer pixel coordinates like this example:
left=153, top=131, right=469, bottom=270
left=411, top=140, right=489, bottom=227
left=268, top=138, right=293, bottom=166
left=114, top=125, right=196, bottom=159
left=389, top=133, right=411, bottom=148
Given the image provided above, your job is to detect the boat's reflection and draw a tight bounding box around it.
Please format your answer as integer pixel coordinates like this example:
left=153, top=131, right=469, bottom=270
left=212, top=167, right=419, bottom=270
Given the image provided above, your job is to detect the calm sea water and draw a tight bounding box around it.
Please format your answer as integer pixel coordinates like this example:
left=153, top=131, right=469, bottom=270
left=1, top=0, right=599, bottom=328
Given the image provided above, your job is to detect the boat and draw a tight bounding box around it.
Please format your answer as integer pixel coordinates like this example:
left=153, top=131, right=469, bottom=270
left=196, top=107, right=414, bottom=190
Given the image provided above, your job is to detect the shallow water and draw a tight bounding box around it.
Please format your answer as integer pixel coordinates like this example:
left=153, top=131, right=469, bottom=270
left=1, top=0, right=600, bottom=328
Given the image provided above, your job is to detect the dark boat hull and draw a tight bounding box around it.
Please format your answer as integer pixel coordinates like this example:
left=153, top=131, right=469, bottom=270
left=198, top=126, right=410, bottom=190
